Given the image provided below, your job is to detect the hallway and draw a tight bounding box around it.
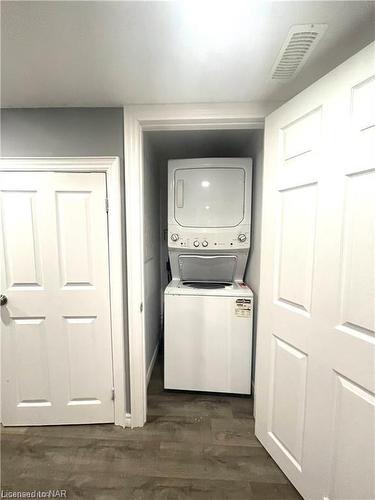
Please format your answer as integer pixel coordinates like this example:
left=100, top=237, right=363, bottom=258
left=1, top=351, right=301, bottom=499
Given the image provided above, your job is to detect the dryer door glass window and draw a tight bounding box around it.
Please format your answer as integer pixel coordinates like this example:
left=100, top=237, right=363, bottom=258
left=174, top=168, right=245, bottom=227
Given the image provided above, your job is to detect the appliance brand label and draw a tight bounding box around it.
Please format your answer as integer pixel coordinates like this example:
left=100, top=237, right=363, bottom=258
left=235, top=298, right=252, bottom=318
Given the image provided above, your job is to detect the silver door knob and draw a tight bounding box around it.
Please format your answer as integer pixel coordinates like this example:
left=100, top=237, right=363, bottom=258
left=0, top=294, right=8, bottom=306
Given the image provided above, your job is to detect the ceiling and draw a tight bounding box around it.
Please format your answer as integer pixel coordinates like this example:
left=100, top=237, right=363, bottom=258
left=1, top=1, right=374, bottom=108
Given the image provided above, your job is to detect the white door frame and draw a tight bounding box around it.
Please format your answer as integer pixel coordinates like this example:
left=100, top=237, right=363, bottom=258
left=0, top=156, right=128, bottom=427
left=124, top=102, right=276, bottom=427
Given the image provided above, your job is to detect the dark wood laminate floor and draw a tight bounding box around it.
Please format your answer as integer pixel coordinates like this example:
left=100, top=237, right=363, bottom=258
left=1, top=352, right=302, bottom=499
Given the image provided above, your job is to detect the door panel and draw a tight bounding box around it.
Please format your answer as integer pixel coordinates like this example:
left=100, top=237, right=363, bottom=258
left=341, top=170, right=374, bottom=334
left=2, top=190, right=43, bottom=288
left=351, top=77, right=375, bottom=173
left=64, top=316, right=100, bottom=404
left=12, top=317, right=50, bottom=405
left=269, top=338, right=307, bottom=470
left=255, top=43, right=375, bottom=499
left=277, top=184, right=317, bottom=313
left=1, top=171, right=114, bottom=425
left=279, top=108, right=321, bottom=190
left=56, top=191, right=94, bottom=287
left=329, top=375, right=374, bottom=500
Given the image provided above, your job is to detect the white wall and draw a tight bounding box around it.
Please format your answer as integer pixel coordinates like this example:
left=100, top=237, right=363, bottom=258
left=143, top=134, right=162, bottom=380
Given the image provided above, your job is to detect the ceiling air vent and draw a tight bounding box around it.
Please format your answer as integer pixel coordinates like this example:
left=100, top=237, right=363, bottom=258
left=271, top=24, right=327, bottom=80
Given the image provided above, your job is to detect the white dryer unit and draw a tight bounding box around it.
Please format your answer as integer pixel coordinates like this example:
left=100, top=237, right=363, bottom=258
left=164, top=281, right=253, bottom=394
left=167, top=158, right=252, bottom=279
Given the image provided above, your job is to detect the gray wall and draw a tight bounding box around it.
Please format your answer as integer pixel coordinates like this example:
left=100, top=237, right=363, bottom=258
left=1, top=108, right=124, bottom=158
left=143, top=133, right=162, bottom=378
left=0, top=107, right=130, bottom=411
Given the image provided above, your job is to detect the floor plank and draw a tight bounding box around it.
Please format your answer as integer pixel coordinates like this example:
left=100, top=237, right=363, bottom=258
left=1, top=351, right=302, bottom=499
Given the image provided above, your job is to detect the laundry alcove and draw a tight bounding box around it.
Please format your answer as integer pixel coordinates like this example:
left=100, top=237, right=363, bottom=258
left=142, top=128, right=264, bottom=404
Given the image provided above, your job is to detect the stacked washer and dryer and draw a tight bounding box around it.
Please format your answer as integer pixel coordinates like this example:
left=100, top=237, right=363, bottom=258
left=164, top=158, right=253, bottom=395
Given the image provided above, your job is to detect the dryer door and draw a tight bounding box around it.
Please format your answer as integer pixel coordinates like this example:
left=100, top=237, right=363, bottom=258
left=174, top=167, right=245, bottom=228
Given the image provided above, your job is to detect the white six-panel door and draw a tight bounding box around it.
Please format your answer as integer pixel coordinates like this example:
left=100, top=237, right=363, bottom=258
left=0, top=171, right=114, bottom=425
left=255, top=43, right=374, bottom=499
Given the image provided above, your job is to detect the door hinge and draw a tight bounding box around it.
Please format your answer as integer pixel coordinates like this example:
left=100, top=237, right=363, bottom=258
left=111, top=387, right=115, bottom=401
left=105, top=198, right=109, bottom=213
left=140, top=302, right=143, bottom=313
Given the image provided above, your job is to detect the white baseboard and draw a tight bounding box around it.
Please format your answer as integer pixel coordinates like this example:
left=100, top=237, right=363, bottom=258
left=124, top=413, right=132, bottom=428
left=125, top=341, right=159, bottom=430
left=146, top=340, right=160, bottom=387
left=252, top=380, right=256, bottom=419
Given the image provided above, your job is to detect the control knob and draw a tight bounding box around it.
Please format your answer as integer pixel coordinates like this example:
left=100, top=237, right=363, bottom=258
left=193, top=240, right=200, bottom=247
left=202, top=240, right=208, bottom=247
left=170, top=233, right=179, bottom=242
left=238, top=234, right=247, bottom=243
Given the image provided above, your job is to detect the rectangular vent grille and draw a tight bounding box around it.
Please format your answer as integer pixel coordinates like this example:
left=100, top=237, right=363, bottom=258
left=272, top=24, right=327, bottom=80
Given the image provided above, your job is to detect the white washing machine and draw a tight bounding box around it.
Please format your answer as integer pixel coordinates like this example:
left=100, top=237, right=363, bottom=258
left=164, top=279, right=253, bottom=394
left=164, top=158, right=253, bottom=394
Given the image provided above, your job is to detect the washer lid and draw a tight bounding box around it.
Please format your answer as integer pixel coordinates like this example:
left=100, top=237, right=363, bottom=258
left=164, top=279, right=253, bottom=297
left=178, top=254, right=237, bottom=282
left=182, top=281, right=232, bottom=289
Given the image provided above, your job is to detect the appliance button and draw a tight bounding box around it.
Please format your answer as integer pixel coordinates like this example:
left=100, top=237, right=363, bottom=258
left=171, top=233, right=179, bottom=242
left=238, top=234, right=246, bottom=243
left=202, top=240, right=208, bottom=247
left=193, top=240, right=200, bottom=247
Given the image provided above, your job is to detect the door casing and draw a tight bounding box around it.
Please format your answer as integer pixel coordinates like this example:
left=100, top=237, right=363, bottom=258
left=0, top=156, right=128, bottom=427
left=123, top=102, right=275, bottom=427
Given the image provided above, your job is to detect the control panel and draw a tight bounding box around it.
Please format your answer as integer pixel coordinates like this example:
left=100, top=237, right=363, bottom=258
left=168, top=231, right=250, bottom=250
